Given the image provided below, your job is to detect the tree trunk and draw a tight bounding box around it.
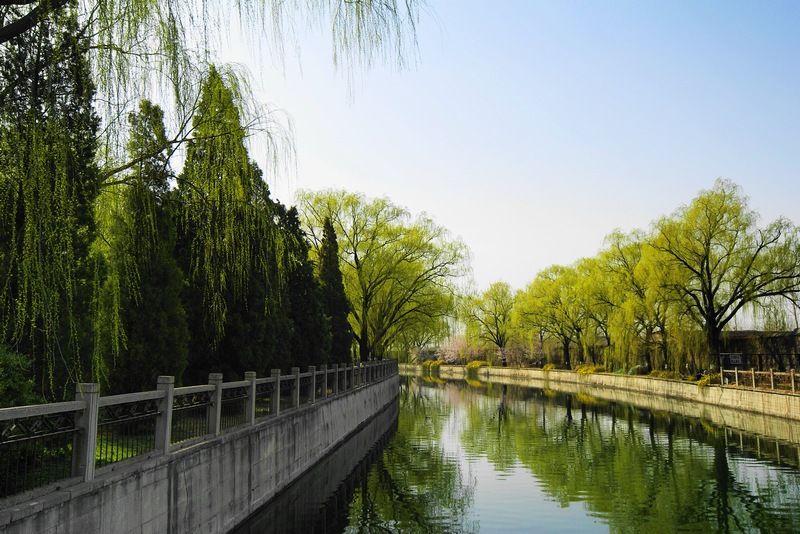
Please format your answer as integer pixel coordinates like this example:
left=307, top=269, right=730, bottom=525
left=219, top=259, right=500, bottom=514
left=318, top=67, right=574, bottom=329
left=705, top=319, right=721, bottom=372
left=562, top=338, right=571, bottom=370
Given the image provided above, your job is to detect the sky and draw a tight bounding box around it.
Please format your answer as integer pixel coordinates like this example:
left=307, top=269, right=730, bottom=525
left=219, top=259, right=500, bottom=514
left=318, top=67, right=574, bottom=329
left=221, top=0, right=800, bottom=292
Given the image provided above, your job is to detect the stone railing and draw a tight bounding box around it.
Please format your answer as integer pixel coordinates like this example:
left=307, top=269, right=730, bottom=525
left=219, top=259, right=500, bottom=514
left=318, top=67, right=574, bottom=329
left=722, top=368, right=797, bottom=393
left=0, top=361, right=397, bottom=501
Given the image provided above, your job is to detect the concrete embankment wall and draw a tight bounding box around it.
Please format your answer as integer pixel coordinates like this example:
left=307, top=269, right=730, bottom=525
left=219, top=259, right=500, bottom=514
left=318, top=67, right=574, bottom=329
left=401, top=364, right=800, bottom=442
left=4, top=375, right=399, bottom=534
left=233, top=396, right=399, bottom=533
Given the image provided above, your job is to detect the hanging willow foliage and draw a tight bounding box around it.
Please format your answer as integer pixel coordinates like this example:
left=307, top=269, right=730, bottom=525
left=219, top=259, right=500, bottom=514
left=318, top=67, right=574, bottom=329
left=178, top=65, right=284, bottom=342
left=0, top=4, right=102, bottom=398
left=0, top=0, right=423, bottom=396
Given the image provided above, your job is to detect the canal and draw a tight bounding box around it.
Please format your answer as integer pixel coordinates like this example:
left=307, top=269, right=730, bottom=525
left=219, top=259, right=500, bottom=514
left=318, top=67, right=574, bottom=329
left=234, top=376, right=800, bottom=533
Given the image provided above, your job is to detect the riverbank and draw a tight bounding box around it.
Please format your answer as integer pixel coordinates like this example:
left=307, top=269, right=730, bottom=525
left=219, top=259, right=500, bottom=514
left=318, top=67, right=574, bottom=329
left=400, top=363, right=800, bottom=443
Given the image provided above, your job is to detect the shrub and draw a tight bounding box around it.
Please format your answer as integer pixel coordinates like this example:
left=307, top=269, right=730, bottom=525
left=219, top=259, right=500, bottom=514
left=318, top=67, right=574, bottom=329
left=0, top=346, right=43, bottom=407
left=697, top=373, right=721, bottom=387
left=465, top=360, right=488, bottom=370
left=542, top=363, right=557, bottom=371
left=574, top=364, right=606, bottom=375
left=422, top=359, right=446, bottom=369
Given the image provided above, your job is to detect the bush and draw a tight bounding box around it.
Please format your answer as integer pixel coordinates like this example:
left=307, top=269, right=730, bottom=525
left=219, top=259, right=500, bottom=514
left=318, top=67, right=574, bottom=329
left=0, top=346, right=43, bottom=407
left=542, top=363, right=557, bottom=371
left=574, top=364, right=606, bottom=375
left=465, top=360, right=488, bottom=370
left=422, top=359, right=446, bottom=369
left=697, top=373, right=721, bottom=387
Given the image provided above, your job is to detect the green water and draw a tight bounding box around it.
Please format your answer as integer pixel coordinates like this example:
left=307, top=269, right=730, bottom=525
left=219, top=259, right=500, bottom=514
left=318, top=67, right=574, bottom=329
left=237, top=377, right=800, bottom=533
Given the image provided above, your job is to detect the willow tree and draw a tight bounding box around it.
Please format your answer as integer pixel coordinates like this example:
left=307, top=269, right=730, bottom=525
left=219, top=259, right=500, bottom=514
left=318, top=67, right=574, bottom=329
left=1, top=0, right=424, bottom=392
left=176, top=65, right=290, bottom=379
left=515, top=265, right=587, bottom=369
left=298, top=189, right=468, bottom=361
left=2, top=0, right=424, bottom=158
left=600, top=229, right=675, bottom=372
left=462, top=282, right=516, bottom=364
left=651, top=178, right=800, bottom=369
left=0, top=4, right=101, bottom=398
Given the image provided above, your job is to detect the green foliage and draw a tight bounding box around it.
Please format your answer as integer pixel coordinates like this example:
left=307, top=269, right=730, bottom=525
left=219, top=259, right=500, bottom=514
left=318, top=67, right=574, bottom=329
left=319, top=216, right=352, bottom=364
left=465, top=360, right=488, bottom=370
left=99, top=100, right=189, bottom=394
left=508, top=179, right=800, bottom=377
left=0, top=0, right=427, bottom=396
left=0, top=5, right=102, bottom=398
left=574, top=364, right=606, bottom=375
left=652, top=179, right=800, bottom=362
left=279, top=206, right=330, bottom=369
left=0, top=346, right=43, bottom=407
left=542, top=363, right=557, bottom=371
left=298, top=189, right=467, bottom=361
left=462, top=282, right=515, bottom=350
left=697, top=373, right=721, bottom=388
left=515, top=265, right=585, bottom=370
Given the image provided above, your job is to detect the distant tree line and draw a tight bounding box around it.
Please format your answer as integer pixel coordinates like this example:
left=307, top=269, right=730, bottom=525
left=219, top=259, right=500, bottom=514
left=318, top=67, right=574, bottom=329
left=459, top=179, right=800, bottom=375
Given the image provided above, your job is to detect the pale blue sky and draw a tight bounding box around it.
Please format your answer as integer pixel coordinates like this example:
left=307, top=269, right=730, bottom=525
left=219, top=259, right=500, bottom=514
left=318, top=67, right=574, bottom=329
left=222, top=1, right=800, bottom=291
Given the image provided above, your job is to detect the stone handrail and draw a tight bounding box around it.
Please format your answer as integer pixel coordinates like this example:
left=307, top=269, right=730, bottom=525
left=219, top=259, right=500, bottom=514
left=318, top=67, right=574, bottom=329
left=0, top=360, right=398, bottom=501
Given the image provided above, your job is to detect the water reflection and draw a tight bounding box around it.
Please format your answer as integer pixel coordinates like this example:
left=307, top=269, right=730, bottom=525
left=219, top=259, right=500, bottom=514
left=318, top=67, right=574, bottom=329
left=235, top=377, right=800, bottom=533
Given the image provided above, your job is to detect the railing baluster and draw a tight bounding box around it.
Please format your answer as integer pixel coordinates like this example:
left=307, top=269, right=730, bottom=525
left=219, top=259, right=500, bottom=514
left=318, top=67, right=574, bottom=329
left=209, top=373, right=223, bottom=437
left=246, top=372, right=257, bottom=425
left=271, top=369, right=281, bottom=415
left=73, top=383, right=99, bottom=482
left=156, top=376, right=174, bottom=453
left=308, top=366, right=316, bottom=404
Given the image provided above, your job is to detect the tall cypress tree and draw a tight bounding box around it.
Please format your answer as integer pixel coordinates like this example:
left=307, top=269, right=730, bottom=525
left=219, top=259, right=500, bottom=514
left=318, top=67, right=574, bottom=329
left=177, top=65, right=291, bottom=381
left=280, top=206, right=330, bottom=369
left=102, top=100, right=189, bottom=393
left=319, top=216, right=353, bottom=364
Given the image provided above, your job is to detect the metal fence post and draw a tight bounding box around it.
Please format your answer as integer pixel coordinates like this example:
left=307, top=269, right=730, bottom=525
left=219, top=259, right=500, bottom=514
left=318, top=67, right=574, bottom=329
left=308, top=366, right=316, bottom=404
left=73, top=383, right=99, bottom=482
left=245, top=372, right=257, bottom=424
left=271, top=369, right=281, bottom=415
left=292, top=367, right=301, bottom=408
left=155, top=376, right=174, bottom=453
left=734, top=368, right=739, bottom=387
left=209, top=373, right=223, bottom=436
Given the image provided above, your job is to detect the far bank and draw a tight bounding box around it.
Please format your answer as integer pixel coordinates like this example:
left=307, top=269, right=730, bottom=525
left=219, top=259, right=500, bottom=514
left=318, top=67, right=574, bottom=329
left=399, top=363, right=800, bottom=443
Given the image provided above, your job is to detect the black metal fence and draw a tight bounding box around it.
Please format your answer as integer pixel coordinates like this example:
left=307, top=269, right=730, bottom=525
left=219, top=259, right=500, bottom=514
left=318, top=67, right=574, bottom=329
left=0, top=361, right=397, bottom=500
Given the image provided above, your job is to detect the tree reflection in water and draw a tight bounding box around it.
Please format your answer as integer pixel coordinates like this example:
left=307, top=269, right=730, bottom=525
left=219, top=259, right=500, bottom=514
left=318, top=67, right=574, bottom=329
left=235, top=377, right=800, bottom=533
